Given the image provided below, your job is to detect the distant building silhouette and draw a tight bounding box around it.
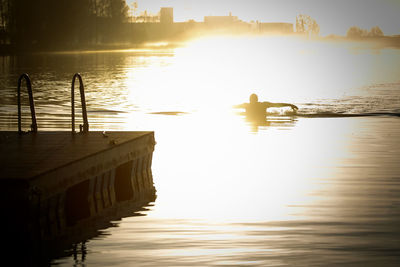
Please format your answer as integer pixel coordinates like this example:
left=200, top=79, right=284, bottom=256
left=204, top=12, right=238, bottom=27
left=160, top=7, right=173, bottom=24
left=203, top=12, right=251, bottom=33
left=258, top=22, right=293, bottom=34
left=124, top=8, right=294, bottom=44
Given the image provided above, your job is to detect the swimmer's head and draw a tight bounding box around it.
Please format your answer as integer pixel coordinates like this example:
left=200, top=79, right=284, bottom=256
left=249, top=93, right=258, bottom=103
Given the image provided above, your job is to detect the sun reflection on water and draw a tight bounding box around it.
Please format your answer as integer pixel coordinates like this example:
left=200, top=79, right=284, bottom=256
left=147, top=109, right=357, bottom=224
left=118, top=36, right=400, bottom=118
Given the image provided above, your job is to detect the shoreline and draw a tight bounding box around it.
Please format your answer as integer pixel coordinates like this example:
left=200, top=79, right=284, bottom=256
left=0, top=42, right=185, bottom=56
left=1, top=35, right=400, bottom=56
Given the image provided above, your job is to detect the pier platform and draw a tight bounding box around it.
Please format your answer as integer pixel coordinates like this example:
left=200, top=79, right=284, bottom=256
left=0, top=130, right=156, bottom=260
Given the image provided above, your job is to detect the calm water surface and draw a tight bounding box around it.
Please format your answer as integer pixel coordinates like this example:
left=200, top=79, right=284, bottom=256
left=1, top=37, right=400, bottom=266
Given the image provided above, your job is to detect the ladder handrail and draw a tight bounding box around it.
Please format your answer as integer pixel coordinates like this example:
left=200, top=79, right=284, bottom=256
left=71, top=73, right=89, bottom=133
left=17, top=73, right=38, bottom=134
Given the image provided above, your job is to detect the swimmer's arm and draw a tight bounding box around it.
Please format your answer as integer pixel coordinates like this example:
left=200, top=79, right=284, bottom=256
left=264, top=102, right=298, bottom=111
left=233, top=103, right=247, bottom=109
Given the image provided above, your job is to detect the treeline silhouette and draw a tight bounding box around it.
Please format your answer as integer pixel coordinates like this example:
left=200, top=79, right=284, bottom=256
left=0, top=0, right=129, bottom=50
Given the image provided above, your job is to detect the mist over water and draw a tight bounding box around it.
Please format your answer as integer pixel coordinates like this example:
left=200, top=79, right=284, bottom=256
left=1, top=36, right=400, bottom=266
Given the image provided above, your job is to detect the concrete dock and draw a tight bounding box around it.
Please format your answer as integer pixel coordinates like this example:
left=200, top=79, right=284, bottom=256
left=0, top=131, right=156, bottom=249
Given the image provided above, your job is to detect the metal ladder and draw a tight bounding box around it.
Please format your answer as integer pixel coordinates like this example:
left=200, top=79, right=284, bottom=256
left=17, top=73, right=38, bottom=134
left=17, top=73, right=90, bottom=134
left=71, top=73, right=89, bottom=133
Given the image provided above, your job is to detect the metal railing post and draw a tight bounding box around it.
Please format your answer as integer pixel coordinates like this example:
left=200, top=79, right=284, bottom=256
left=71, top=73, right=89, bottom=133
left=17, top=73, right=38, bottom=134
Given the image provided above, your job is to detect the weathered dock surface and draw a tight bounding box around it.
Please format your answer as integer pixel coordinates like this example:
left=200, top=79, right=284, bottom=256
left=0, top=130, right=156, bottom=265
left=0, top=131, right=155, bottom=192
left=0, top=130, right=156, bottom=214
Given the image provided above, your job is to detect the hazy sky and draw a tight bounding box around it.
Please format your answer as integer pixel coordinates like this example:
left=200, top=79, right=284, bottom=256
left=127, top=0, right=400, bottom=36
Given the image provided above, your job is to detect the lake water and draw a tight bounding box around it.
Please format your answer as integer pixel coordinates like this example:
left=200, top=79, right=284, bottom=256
left=1, top=36, right=400, bottom=266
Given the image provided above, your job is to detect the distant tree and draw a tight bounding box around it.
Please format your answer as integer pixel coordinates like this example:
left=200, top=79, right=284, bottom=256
left=132, top=1, right=138, bottom=14
left=346, top=26, right=384, bottom=38
left=0, top=0, right=5, bottom=28
left=97, top=0, right=129, bottom=42
left=0, top=0, right=129, bottom=49
left=296, top=14, right=320, bottom=37
left=295, top=16, right=305, bottom=34
left=346, top=26, right=368, bottom=38
left=91, top=0, right=128, bottom=21
left=369, top=26, right=384, bottom=37
left=109, top=0, right=129, bottom=22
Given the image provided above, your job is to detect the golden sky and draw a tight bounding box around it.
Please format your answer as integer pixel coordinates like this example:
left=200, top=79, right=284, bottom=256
left=127, top=0, right=400, bottom=36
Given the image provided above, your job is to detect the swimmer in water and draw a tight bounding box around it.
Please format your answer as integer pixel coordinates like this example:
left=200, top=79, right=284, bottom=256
left=235, top=93, right=298, bottom=116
